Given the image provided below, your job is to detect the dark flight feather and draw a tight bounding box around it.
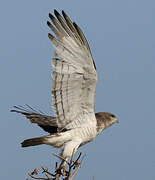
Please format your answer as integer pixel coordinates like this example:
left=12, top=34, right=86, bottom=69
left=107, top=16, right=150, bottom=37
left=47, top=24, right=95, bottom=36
left=11, top=105, right=58, bottom=134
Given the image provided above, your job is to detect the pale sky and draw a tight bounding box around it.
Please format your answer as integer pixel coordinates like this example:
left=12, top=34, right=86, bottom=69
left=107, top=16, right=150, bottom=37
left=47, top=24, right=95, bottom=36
left=0, top=0, right=155, bottom=179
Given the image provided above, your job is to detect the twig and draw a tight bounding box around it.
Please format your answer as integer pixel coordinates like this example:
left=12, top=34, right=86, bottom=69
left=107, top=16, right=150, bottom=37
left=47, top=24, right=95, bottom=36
left=28, top=173, right=47, bottom=180
left=67, top=148, right=76, bottom=178
left=71, top=152, right=82, bottom=168
left=70, top=162, right=81, bottom=180
left=41, top=166, right=55, bottom=177
left=52, top=153, right=70, bottom=166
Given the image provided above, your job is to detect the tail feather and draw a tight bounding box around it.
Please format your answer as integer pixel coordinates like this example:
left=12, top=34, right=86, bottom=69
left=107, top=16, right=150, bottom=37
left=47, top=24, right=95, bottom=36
left=21, top=136, right=47, bottom=147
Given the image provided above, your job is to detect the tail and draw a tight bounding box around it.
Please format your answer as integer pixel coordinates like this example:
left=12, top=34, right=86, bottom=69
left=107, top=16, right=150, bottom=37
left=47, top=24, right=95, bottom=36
left=21, top=136, right=47, bottom=147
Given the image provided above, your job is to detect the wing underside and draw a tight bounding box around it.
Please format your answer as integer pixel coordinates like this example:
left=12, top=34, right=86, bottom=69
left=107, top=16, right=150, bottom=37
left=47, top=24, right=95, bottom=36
left=48, top=10, right=97, bottom=129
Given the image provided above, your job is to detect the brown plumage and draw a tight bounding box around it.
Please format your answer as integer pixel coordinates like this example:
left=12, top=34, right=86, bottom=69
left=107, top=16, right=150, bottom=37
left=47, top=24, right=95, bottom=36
left=11, top=105, right=58, bottom=134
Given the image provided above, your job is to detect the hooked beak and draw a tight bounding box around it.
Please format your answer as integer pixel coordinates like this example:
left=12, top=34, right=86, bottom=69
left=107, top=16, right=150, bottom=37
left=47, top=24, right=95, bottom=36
left=116, top=118, right=119, bottom=123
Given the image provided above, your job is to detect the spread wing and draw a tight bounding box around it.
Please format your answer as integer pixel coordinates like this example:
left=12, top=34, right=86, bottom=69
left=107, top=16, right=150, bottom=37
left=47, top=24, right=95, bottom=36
left=48, top=10, right=97, bottom=129
left=11, top=105, right=58, bottom=134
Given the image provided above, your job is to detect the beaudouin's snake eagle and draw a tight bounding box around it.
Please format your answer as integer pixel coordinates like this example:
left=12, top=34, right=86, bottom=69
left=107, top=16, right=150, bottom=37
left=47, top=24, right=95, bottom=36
left=11, top=10, right=118, bottom=164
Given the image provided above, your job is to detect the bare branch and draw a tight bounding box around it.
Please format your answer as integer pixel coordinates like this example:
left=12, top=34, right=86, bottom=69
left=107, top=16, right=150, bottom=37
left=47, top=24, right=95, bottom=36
left=28, top=173, right=47, bottom=180
left=70, top=162, right=81, bottom=180
left=27, top=152, right=83, bottom=180
left=52, top=153, right=70, bottom=166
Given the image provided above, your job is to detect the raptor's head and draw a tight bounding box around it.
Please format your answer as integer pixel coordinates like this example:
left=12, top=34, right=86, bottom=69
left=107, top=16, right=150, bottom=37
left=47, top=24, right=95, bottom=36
left=95, top=112, right=118, bottom=133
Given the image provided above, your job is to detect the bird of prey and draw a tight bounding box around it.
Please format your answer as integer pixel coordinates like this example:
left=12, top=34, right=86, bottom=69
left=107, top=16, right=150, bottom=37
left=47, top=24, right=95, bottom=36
left=11, top=10, right=118, bottom=164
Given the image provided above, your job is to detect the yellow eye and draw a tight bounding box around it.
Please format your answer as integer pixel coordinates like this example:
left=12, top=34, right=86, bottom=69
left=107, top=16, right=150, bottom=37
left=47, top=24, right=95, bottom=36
left=110, top=114, right=115, bottom=120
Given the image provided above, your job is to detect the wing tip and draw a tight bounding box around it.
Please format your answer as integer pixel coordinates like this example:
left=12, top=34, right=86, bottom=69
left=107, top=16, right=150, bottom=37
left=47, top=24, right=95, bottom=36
left=62, top=10, right=66, bottom=17
left=54, top=9, right=59, bottom=17
left=48, top=33, right=55, bottom=40
left=47, top=21, right=51, bottom=26
left=49, top=13, right=55, bottom=20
